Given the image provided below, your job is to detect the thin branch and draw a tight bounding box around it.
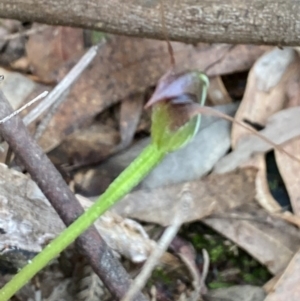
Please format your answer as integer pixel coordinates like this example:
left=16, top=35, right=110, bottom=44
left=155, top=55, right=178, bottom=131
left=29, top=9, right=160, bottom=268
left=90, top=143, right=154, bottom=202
left=0, top=0, right=298, bottom=45
left=0, top=90, right=147, bottom=301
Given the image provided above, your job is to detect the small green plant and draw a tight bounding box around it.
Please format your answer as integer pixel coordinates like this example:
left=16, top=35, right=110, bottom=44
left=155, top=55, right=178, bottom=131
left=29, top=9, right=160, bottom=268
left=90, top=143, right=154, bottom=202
left=188, top=224, right=271, bottom=288
left=91, top=31, right=106, bottom=44
left=0, top=71, right=209, bottom=300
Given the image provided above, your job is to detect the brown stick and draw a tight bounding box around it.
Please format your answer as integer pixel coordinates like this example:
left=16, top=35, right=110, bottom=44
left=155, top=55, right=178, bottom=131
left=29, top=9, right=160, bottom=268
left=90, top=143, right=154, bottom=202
left=0, top=91, right=148, bottom=301
left=0, top=0, right=298, bottom=45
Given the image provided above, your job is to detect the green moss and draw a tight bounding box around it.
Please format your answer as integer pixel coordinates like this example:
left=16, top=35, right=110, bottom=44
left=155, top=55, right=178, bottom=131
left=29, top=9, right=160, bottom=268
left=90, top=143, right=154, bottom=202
left=210, top=245, right=226, bottom=263
left=208, top=282, right=233, bottom=289
left=183, top=223, right=271, bottom=287
left=91, top=31, right=106, bottom=44
left=149, top=267, right=172, bottom=286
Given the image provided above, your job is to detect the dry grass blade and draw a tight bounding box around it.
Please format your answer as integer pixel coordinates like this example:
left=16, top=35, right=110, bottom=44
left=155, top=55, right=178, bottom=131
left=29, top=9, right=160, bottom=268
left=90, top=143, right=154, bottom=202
left=0, top=91, right=48, bottom=124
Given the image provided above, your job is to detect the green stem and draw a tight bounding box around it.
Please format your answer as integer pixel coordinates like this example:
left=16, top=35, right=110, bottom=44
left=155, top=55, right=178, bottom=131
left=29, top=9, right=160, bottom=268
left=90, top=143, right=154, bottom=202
left=0, top=143, right=165, bottom=301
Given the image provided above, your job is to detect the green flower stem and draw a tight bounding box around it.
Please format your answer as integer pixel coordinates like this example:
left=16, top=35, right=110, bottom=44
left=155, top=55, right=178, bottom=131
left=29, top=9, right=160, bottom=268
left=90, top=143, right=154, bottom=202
left=0, top=143, right=165, bottom=301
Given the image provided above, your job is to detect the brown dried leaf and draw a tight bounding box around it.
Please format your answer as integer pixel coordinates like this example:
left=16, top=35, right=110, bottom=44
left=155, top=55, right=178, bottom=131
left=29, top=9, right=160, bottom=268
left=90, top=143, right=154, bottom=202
left=276, top=211, right=300, bottom=228
left=207, top=76, right=232, bottom=105
left=204, top=45, right=272, bottom=77
left=227, top=48, right=298, bottom=213
left=214, top=48, right=300, bottom=214
left=232, top=48, right=296, bottom=143
left=214, top=107, right=300, bottom=173
left=205, top=285, right=265, bottom=301
left=251, top=155, right=281, bottom=213
left=48, top=123, right=120, bottom=167
left=112, top=168, right=257, bottom=226
left=203, top=203, right=300, bottom=274
left=118, top=93, right=144, bottom=149
left=274, top=57, right=300, bottom=216
left=264, top=249, right=300, bottom=301
left=263, top=274, right=282, bottom=294
left=78, top=195, right=156, bottom=263
left=0, top=20, right=26, bottom=66
left=276, top=139, right=300, bottom=215
left=26, top=25, right=84, bottom=82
